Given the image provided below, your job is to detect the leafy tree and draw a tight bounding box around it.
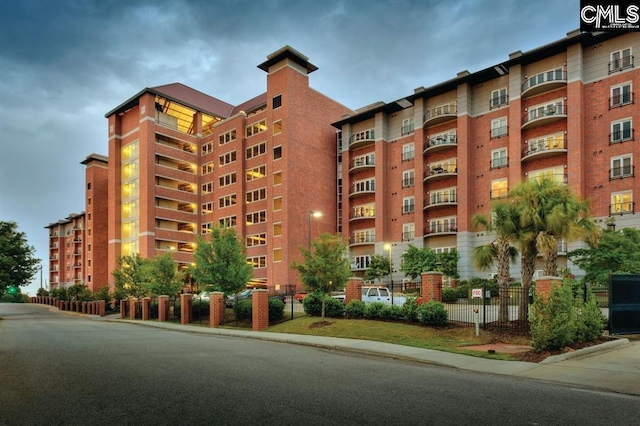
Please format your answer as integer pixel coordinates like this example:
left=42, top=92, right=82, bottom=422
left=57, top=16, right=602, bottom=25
left=569, top=227, right=640, bottom=286
left=67, top=283, right=93, bottom=302
left=365, top=254, right=390, bottom=283
left=400, top=245, right=437, bottom=280
left=0, top=221, right=40, bottom=297
left=292, top=233, right=351, bottom=320
left=472, top=201, right=519, bottom=322
left=112, top=253, right=151, bottom=298
left=190, top=227, right=253, bottom=296
left=145, top=253, right=183, bottom=296
left=436, top=248, right=460, bottom=279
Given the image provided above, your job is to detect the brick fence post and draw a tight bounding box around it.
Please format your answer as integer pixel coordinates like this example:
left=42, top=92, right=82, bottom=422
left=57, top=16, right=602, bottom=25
left=210, top=292, right=225, bottom=328
left=421, top=271, right=443, bottom=302
left=252, top=289, right=269, bottom=331
left=345, top=277, right=363, bottom=305
left=98, top=300, right=106, bottom=317
left=535, top=276, right=563, bottom=302
left=180, top=294, right=192, bottom=325
left=129, top=298, right=137, bottom=320
left=158, top=296, right=169, bottom=322
left=141, top=297, right=151, bottom=321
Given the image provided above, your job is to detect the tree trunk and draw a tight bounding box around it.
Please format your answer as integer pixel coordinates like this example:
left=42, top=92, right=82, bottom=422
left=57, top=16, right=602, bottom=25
left=518, top=242, right=536, bottom=321
left=321, top=295, right=326, bottom=321
left=497, top=240, right=511, bottom=323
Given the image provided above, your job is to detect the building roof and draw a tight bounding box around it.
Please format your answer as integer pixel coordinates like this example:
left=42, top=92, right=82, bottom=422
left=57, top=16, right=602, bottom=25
left=231, top=93, right=267, bottom=116
left=257, top=45, right=318, bottom=74
left=80, top=153, right=108, bottom=165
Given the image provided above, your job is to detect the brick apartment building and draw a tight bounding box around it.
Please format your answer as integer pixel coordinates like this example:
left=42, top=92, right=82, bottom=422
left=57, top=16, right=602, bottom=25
left=47, top=31, right=640, bottom=292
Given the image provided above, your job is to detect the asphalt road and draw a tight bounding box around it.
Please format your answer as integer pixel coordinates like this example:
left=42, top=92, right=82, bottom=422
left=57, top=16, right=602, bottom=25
left=1, top=303, right=639, bottom=426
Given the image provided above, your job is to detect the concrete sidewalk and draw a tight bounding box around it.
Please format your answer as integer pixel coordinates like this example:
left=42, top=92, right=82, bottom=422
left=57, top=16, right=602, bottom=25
left=99, top=315, right=640, bottom=397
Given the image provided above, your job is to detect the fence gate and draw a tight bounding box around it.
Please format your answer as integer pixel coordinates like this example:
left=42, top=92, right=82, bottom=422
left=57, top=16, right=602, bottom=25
left=609, top=275, right=640, bottom=335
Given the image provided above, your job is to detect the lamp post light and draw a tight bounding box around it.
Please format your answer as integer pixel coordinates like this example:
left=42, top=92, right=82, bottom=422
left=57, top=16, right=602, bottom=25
left=384, top=243, right=393, bottom=305
left=308, top=211, right=322, bottom=248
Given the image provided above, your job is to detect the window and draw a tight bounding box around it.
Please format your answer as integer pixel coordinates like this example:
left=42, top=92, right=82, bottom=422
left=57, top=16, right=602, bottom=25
left=611, top=191, right=633, bottom=215
left=611, top=83, right=633, bottom=108
left=528, top=166, right=565, bottom=184
left=402, top=170, right=415, bottom=188
left=246, top=188, right=266, bottom=203
left=273, top=197, right=282, bottom=211
left=527, top=133, right=564, bottom=154
left=401, top=118, right=414, bottom=136
left=201, top=142, right=213, bottom=155
left=273, top=249, right=282, bottom=262
left=491, top=148, right=508, bottom=169
left=273, top=171, right=282, bottom=185
left=273, top=95, right=282, bottom=109
left=611, top=155, right=633, bottom=179
left=352, top=178, right=375, bottom=193
left=491, top=178, right=508, bottom=199
left=610, top=48, right=633, bottom=73
left=246, top=165, right=267, bottom=181
left=273, top=146, right=282, bottom=159
left=202, top=162, right=214, bottom=175
left=402, top=223, right=415, bottom=241
left=490, top=88, right=508, bottom=109
left=219, top=151, right=237, bottom=166
left=430, top=188, right=457, bottom=205
left=428, top=217, right=457, bottom=234
left=247, top=256, right=267, bottom=268
left=524, top=67, right=565, bottom=90
left=219, top=215, right=237, bottom=228
left=429, top=159, right=457, bottom=174
left=528, top=100, right=564, bottom=121
left=246, top=210, right=266, bottom=225
left=273, top=223, right=282, bottom=236
left=218, top=129, right=236, bottom=146
left=611, top=119, right=633, bottom=143
left=353, top=229, right=375, bottom=244
left=246, top=119, right=267, bottom=137
left=402, top=197, right=415, bottom=214
left=87, top=182, right=92, bottom=190
left=246, top=233, right=267, bottom=247
left=201, top=222, right=213, bottom=234
left=219, top=172, right=237, bottom=187
left=246, top=142, right=267, bottom=159
left=353, top=255, right=371, bottom=269
left=87, top=197, right=92, bottom=206
left=273, top=120, right=282, bottom=135
left=352, top=153, right=375, bottom=168
left=201, top=202, right=213, bottom=215
left=352, top=203, right=375, bottom=219
left=402, top=143, right=415, bottom=161
left=491, top=117, right=508, bottom=138
left=219, top=194, right=237, bottom=208
left=201, top=182, right=213, bottom=194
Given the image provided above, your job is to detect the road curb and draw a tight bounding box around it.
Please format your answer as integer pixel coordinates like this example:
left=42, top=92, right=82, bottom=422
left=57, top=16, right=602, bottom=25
left=539, top=337, right=630, bottom=364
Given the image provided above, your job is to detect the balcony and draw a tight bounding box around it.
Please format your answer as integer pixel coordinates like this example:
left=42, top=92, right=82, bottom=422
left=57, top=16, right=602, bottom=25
left=349, top=234, right=376, bottom=246
left=349, top=209, right=375, bottom=222
left=610, top=202, right=635, bottom=216
left=521, top=69, right=567, bottom=98
left=349, top=129, right=375, bottom=150
left=609, top=55, right=634, bottom=74
left=423, top=103, right=457, bottom=127
left=349, top=181, right=376, bottom=198
left=423, top=165, right=457, bottom=182
left=423, top=194, right=457, bottom=210
left=349, top=156, right=375, bottom=174
left=423, top=224, right=458, bottom=238
left=156, top=135, right=196, bottom=155
left=521, top=136, right=567, bottom=162
left=521, top=104, right=566, bottom=130
left=424, top=134, right=457, bottom=154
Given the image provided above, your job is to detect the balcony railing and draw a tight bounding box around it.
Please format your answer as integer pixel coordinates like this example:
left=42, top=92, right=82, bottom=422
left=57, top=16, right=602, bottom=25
left=401, top=123, right=415, bottom=136
left=609, top=92, right=634, bottom=109
left=610, top=129, right=634, bottom=144
left=490, top=126, right=508, bottom=139
left=521, top=69, right=567, bottom=97
left=423, top=165, right=457, bottom=180
left=490, top=158, right=508, bottom=169
left=402, top=205, right=416, bottom=215
left=423, top=224, right=458, bottom=236
left=402, top=177, right=415, bottom=188
left=609, top=55, right=634, bottom=74
left=423, top=103, right=457, bottom=126
left=402, top=150, right=415, bottom=162
left=610, top=165, right=634, bottom=180
left=522, top=136, right=567, bottom=158
left=349, top=235, right=376, bottom=245
left=521, top=104, right=567, bottom=130
left=349, top=209, right=375, bottom=220
left=349, top=157, right=375, bottom=172
left=402, top=231, right=415, bottom=242
left=423, top=194, right=457, bottom=209
left=424, top=134, right=457, bottom=153
left=490, top=188, right=508, bottom=199
left=349, top=182, right=376, bottom=196
left=610, top=202, right=635, bottom=215
left=490, top=95, right=509, bottom=110
left=349, top=129, right=375, bottom=149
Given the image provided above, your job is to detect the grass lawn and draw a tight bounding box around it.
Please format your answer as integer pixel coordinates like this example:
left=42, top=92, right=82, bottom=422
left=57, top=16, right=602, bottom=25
left=266, top=316, right=532, bottom=360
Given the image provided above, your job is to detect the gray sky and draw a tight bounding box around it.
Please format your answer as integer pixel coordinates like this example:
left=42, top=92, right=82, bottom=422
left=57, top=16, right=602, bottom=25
left=0, top=0, right=579, bottom=295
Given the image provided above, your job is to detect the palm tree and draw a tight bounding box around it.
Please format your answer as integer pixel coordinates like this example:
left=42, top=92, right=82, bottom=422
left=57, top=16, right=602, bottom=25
left=472, top=201, right=519, bottom=323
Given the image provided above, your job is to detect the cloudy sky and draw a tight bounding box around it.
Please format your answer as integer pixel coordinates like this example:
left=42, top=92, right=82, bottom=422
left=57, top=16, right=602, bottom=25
left=0, top=0, right=579, bottom=294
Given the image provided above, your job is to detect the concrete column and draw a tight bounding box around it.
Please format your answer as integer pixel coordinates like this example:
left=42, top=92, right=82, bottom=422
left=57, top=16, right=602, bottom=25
left=180, top=294, right=192, bottom=325
left=252, top=289, right=269, bottom=331
left=158, top=296, right=169, bottom=322
left=141, top=297, right=151, bottom=320
left=421, top=271, right=443, bottom=302
left=210, top=292, right=225, bottom=328
left=535, top=276, right=563, bottom=302
left=345, top=277, right=363, bottom=305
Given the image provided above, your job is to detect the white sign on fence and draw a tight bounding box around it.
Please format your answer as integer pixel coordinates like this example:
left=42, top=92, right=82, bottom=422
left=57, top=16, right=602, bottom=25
left=471, top=288, right=483, bottom=298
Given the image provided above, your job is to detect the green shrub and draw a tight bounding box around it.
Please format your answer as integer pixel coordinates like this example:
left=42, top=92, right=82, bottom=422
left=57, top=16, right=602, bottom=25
left=574, top=293, right=606, bottom=342
left=324, top=297, right=346, bottom=318
left=302, top=292, right=345, bottom=318
left=192, top=299, right=210, bottom=317
left=364, top=302, right=386, bottom=319
left=442, top=288, right=459, bottom=303
left=236, top=299, right=252, bottom=320
left=345, top=300, right=366, bottom=318
left=401, top=296, right=420, bottom=322
left=268, top=298, right=285, bottom=323
left=530, top=284, right=575, bottom=352
left=382, top=304, right=403, bottom=321
left=416, top=301, right=448, bottom=326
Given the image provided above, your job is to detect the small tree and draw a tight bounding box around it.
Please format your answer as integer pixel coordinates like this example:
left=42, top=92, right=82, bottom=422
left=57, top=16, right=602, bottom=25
left=365, top=254, right=390, bottom=283
left=292, top=233, right=351, bottom=320
left=400, top=245, right=437, bottom=280
left=112, top=254, right=151, bottom=298
left=436, top=248, right=460, bottom=279
left=0, top=221, right=40, bottom=297
left=190, top=227, right=253, bottom=296
left=145, top=253, right=183, bottom=297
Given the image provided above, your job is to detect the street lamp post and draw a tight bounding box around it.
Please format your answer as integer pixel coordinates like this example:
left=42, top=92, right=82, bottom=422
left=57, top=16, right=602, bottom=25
left=308, top=211, right=322, bottom=248
left=384, top=243, right=393, bottom=305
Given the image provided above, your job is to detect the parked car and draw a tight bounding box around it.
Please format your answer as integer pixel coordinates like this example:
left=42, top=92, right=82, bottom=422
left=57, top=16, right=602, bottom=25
left=330, top=291, right=346, bottom=304
left=361, top=286, right=407, bottom=306
left=225, top=290, right=287, bottom=308
left=293, top=292, right=308, bottom=303
left=192, top=291, right=211, bottom=302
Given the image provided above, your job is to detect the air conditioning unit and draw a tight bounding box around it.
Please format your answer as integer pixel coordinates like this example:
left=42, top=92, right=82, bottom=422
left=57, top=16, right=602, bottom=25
left=545, top=105, right=556, bottom=115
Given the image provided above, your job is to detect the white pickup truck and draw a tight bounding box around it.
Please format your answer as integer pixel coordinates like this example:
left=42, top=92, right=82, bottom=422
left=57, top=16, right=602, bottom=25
left=361, top=286, right=407, bottom=306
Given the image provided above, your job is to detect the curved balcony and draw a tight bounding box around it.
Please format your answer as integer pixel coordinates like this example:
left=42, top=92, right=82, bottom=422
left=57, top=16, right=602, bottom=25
left=521, top=69, right=567, bottom=98
left=521, top=104, right=566, bottom=130
left=349, top=182, right=376, bottom=198
left=423, top=225, right=458, bottom=238
left=423, top=165, right=457, bottom=182
left=348, top=129, right=375, bottom=150
left=349, top=156, right=375, bottom=174
left=423, top=194, right=457, bottom=210
left=349, top=235, right=376, bottom=247
left=423, top=103, right=457, bottom=127
left=349, top=209, right=376, bottom=222
left=521, top=136, right=567, bottom=162
left=424, top=134, right=457, bottom=154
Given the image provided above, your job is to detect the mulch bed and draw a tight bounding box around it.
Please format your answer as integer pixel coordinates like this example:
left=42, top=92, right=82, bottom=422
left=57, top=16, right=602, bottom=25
left=511, top=337, right=614, bottom=363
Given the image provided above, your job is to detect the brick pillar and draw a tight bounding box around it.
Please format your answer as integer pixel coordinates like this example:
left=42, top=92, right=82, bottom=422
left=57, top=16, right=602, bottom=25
left=535, top=276, right=562, bottom=302
left=158, top=296, right=169, bottom=322
left=252, top=289, right=269, bottom=331
left=141, top=297, right=151, bottom=321
left=81, top=301, right=87, bottom=314
left=210, top=292, right=225, bottom=328
left=129, top=298, right=137, bottom=320
left=119, top=299, right=127, bottom=318
left=421, top=272, right=443, bottom=302
left=77, top=301, right=82, bottom=312
left=345, top=277, right=363, bottom=305
left=98, top=300, right=106, bottom=317
left=180, top=294, right=192, bottom=325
